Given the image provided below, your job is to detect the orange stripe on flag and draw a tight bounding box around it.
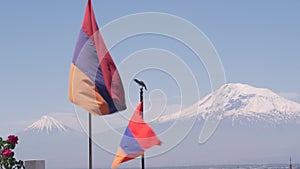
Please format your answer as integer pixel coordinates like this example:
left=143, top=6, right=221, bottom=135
left=68, top=64, right=110, bottom=115
left=112, top=147, right=143, bottom=169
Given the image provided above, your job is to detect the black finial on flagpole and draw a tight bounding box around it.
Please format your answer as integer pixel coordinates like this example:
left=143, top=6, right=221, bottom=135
left=134, top=78, right=147, bottom=169
left=134, top=79, right=147, bottom=91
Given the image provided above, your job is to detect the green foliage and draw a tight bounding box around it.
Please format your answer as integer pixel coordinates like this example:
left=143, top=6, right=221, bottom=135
left=0, top=135, right=25, bottom=169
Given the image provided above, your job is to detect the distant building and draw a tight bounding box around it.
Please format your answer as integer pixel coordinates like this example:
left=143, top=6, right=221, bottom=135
left=290, top=157, right=292, bottom=169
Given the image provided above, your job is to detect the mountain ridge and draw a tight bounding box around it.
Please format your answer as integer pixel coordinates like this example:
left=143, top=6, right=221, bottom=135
left=158, top=83, right=300, bottom=125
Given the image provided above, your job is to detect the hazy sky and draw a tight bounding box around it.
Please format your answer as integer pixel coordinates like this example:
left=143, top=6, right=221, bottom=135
left=0, top=1, right=300, bottom=167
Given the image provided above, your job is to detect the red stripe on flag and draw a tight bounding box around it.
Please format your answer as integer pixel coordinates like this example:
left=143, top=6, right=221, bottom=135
left=82, top=0, right=98, bottom=38
left=128, top=102, right=161, bottom=149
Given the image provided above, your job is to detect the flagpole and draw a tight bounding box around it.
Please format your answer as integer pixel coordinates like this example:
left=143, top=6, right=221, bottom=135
left=89, top=113, right=92, bottom=169
left=134, top=79, right=147, bottom=169
left=140, top=86, right=145, bottom=169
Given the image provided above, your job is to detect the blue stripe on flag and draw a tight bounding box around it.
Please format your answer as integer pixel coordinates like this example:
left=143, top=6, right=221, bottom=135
left=120, top=127, right=143, bottom=155
left=73, top=29, right=89, bottom=64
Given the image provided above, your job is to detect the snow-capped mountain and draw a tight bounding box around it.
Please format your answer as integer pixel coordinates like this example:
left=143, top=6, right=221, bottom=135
left=158, top=83, right=300, bottom=125
left=19, top=115, right=86, bottom=169
left=24, top=115, right=68, bottom=133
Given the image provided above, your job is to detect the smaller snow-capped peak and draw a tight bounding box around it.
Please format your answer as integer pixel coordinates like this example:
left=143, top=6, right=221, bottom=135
left=158, top=83, right=300, bottom=125
left=24, top=115, right=68, bottom=133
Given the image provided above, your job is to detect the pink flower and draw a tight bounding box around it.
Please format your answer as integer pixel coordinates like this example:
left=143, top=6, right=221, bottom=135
left=7, top=135, right=18, bottom=145
left=2, top=149, right=13, bottom=158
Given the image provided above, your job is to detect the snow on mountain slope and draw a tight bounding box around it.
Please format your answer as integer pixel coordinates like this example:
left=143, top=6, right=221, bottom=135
left=158, top=83, right=300, bottom=125
left=24, top=115, right=68, bottom=133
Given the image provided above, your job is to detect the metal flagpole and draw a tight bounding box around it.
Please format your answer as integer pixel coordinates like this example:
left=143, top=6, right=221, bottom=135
left=140, top=85, right=145, bottom=169
left=89, top=113, right=92, bottom=169
left=134, top=79, right=147, bottom=169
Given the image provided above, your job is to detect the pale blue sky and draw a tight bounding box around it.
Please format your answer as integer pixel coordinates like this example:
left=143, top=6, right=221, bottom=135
left=0, top=1, right=300, bottom=165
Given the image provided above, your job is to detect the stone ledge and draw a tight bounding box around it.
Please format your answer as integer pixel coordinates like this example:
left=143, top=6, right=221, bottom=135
left=24, top=160, right=45, bottom=169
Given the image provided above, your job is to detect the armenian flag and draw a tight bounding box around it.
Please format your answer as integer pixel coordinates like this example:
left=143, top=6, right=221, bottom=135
left=69, top=0, right=126, bottom=115
left=112, top=102, right=161, bottom=169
